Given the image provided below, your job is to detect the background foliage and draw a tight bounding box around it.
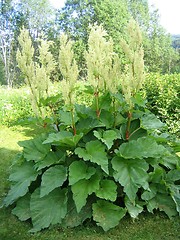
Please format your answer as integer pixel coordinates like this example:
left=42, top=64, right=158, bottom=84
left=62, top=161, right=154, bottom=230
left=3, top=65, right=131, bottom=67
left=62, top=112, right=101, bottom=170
left=0, top=0, right=179, bottom=87
left=144, top=73, right=180, bottom=135
left=0, top=86, right=32, bottom=125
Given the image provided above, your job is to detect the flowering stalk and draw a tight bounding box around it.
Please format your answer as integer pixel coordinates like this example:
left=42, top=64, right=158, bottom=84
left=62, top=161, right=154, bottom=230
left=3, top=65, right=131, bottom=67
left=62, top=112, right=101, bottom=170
left=120, top=19, right=145, bottom=140
left=85, top=25, right=121, bottom=118
left=59, top=34, right=78, bottom=135
left=16, top=28, right=55, bottom=118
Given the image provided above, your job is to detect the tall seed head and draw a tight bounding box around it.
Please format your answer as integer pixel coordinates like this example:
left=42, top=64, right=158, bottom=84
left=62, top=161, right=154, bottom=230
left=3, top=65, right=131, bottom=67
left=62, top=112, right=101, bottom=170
left=16, top=28, right=55, bottom=117
left=59, top=33, right=79, bottom=106
left=85, top=24, right=121, bottom=93
left=120, top=19, right=145, bottom=108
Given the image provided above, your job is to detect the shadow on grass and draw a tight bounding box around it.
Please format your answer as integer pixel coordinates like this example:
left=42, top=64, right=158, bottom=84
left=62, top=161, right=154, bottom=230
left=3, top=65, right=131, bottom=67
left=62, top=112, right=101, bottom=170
left=0, top=210, right=180, bottom=240
left=0, top=148, right=20, bottom=199
left=0, top=146, right=32, bottom=240
left=0, top=124, right=180, bottom=240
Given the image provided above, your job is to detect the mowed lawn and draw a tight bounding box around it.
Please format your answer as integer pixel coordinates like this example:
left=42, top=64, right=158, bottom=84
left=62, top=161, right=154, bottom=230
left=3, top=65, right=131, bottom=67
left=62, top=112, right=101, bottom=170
left=0, top=124, right=180, bottom=240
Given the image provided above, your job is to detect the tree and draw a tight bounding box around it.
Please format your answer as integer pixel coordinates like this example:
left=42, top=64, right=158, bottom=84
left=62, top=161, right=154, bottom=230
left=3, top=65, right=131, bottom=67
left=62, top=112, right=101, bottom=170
left=56, top=0, right=178, bottom=73
left=142, top=8, right=178, bottom=73
left=0, top=57, right=5, bottom=84
left=13, top=0, right=55, bottom=39
left=0, top=0, right=57, bottom=86
left=55, top=0, right=130, bottom=74
left=0, top=0, right=15, bottom=87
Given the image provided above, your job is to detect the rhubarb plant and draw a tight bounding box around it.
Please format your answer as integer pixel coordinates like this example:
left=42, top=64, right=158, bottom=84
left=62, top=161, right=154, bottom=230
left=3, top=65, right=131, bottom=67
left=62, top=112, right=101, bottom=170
left=1, top=20, right=180, bottom=232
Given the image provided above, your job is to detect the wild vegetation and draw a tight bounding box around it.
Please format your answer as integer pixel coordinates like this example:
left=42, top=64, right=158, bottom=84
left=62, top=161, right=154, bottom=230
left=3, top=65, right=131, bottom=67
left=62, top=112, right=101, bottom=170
left=0, top=0, right=180, bottom=87
left=0, top=0, right=180, bottom=238
left=1, top=19, right=180, bottom=233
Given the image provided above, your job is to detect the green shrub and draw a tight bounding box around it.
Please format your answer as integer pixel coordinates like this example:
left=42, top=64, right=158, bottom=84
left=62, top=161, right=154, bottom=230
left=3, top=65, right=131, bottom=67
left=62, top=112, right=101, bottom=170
left=1, top=22, right=180, bottom=233
left=144, top=73, right=180, bottom=135
left=2, top=90, right=180, bottom=232
left=0, top=86, right=33, bottom=125
left=0, top=82, right=64, bottom=126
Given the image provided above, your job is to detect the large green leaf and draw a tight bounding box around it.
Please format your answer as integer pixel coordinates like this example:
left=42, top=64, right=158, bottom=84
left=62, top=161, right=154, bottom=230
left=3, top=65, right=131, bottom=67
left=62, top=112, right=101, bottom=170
left=112, top=157, right=149, bottom=201
left=18, top=134, right=51, bottom=161
left=40, top=165, right=67, bottom=197
left=155, top=193, right=177, bottom=218
left=114, top=112, right=126, bottom=126
left=145, top=190, right=177, bottom=218
left=61, top=191, right=92, bottom=228
left=146, top=198, right=158, bottom=213
left=3, top=161, right=39, bottom=206
left=75, top=140, right=109, bottom=174
left=71, top=173, right=100, bottom=213
left=69, top=160, right=96, bottom=185
left=35, top=150, right=66, bottom=171
left=95, top=179, right=117, bottom=201
left=92, top=200, right=126, bottom=231
left=76, top=117, right=103, bottom=135
left=151, top=132, right=170, bottom=143
left=172, top=194, right=180, bottom=215
left=170, top=140, right=180, bottom=153
left=120, top=119, right=147, bottom=141
left=43, top=131, right=71, bottom=143
left=59, top=110, right=79, bottom=126
left=12, top=193, right=31, bottom=221
left=125, top=196, right=143, bottom=218
left=98, top=92, right=112, bottom=110
left=43, top=131, right=83, bottom=147
left=30, top=188, right=67, bottom=232
left=141, top=113, right=165, bottom=130
left=94, top=129, right=119, bottom=149
left=75, top=104, right=95, bottom=119
left=131, top=93, right=146, bottom=107
left=166, top=169, right=180, bottom=182
left=161, top=154, right=179, bottom=169
left=149, top=167, right=165, bottom=183
left=168, top=184, right=180, bottom=214
left=39, top=94, right=62, bottom=106
left=99, top=110, right=114, bottom=128
left=141, top=184, right=157, bottom=201
left=116, top=137, right=168, bottom=159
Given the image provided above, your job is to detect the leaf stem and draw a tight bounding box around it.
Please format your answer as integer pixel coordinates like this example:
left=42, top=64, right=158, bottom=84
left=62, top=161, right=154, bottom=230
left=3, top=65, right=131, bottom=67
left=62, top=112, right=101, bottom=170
left=125, top=111, right=132, bottom=140
left=69, top=94, right=76, bottom=135
left=112, top=97, right=117, bottom=128
left=94, top=89, right=100, bottom=118
left=70, top=107, right=76, bottom=135
left=128, top=127, right=141, bottom=139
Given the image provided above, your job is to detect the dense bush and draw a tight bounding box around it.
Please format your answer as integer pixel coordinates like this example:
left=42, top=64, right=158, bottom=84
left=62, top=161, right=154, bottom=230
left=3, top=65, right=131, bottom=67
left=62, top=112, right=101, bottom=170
left=144, top=73, right=180, bottom=136
left=1, top=22, right=180, bottom=233
left=1, top=75, right=179, bottom=133
left=0, top=82, right=63, bottom=126
left=0, top=86, right=33, bottom=125
left=2, top=87, right=180, bottom=232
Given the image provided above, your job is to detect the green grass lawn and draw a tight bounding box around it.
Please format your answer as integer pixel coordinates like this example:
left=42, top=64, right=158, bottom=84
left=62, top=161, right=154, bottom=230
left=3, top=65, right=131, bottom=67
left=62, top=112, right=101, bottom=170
left=0, top=124, right=180, bottom=240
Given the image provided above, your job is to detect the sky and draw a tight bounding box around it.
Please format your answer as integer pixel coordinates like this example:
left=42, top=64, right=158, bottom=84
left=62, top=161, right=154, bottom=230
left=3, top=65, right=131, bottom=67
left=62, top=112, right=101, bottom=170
left=148, top=0, right=180, bottom=35
left=50, top=0, right=180, bottom=35
left=49, top=0, right=65, bottom=9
